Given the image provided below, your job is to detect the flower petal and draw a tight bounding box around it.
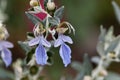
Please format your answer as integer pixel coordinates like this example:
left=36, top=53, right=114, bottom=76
left=35, top=44, right=48, bottom=65
left=29, top=37, right=40, bottom=46
left=0, top=41, right=13, bottom=49
left=61, top=35, right=73, bottom=44
left=54, top=38, right=63, bottom=47
left=1, top=48, right=12, bottom=67
left=59, top=43, right=71, bottom=67
left=41, top=37, right=51, bottom=47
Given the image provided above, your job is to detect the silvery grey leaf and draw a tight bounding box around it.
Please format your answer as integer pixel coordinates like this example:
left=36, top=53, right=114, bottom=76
left=71, top=61, right=82, bottom=72
left=83, top=54, right=93, bottom=75
left=75, top=54, right=93, bottom=80
left=25, top=12, right=44, bottom=25
left=54, top=6, right=64, bottom=20
left=112, top=1, right=120, bottom=24
left=105, top=35, right=120, bottom=55
left=98, top=25, right=106, bottom=42
left=0, top=68, right=14, bottom=80
left=18, top=41, right=31, bottom=53
left=91, top=56, right=100, bottom=64
left=105, top=72, right=120, bottom=80
left=105, top=26, right=114, bottom=42
left=48, top=17, right=60, bottom=26
left=96, top=41, right=105, bottom=57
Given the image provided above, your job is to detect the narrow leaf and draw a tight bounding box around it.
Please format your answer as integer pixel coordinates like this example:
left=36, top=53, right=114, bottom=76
left=18, top=41, right=31, bottom=53
left=25, top=12, right=43, bottom=25
left=54, top=6, right=64, bottom=20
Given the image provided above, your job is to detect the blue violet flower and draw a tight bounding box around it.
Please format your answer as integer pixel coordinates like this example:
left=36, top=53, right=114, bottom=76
left=54, top=27, right=73, bottom=67
left=0, top=23, right=13, bottom=67
left=29, top=23, right=51, bottom=65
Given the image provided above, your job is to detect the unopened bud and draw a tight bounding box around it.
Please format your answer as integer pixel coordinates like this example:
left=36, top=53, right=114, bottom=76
left=30, top=0, right=39, bottom=7
left=0, top=24, right=9, bottom=40
left=83, top=76, right=92, bottom=80
left=47, top=2, right=56, bottom=11
left=99, top=69, right=108, bottom=77
left=108, top=51, right=116, bottom=59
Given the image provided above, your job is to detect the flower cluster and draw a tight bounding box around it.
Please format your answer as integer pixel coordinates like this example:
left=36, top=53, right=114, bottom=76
left=25, top=0, right=75, bottom=67
left=0, top=22, right=13, bottom=67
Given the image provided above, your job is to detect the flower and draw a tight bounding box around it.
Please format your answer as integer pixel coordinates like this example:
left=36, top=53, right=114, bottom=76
left=0, top=23, right=13, bottom=67
left=54, top=27, right=73, bottom=67
left=29, top=23, right=51, bottom=65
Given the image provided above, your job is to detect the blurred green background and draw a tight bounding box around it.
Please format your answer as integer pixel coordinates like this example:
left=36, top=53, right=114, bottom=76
left=3, top=0, right=120, bottom=80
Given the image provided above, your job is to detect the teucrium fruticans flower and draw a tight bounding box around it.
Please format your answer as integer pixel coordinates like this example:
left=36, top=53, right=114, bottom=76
left=0, top=22, right=13, bottom=67
left=24, top=0, right=75, bottom=67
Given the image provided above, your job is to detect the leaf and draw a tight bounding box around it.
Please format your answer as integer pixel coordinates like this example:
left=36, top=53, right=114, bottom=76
left=97, top=26, right=114, bottom=56
left=75, top=54, right=93, bottom=80
left=25, top=12, right=43, bottom=25
left=54, top=6, right=64, bottom=20
left=44, top=0, right=48, bottom=8
left=105, top=35, right=120, bottom=55
left=0, top=67, right=14, bottom=79
left=105, top=72, right=120, bottom=80
left=18, top=41, right=31, bottom=53
left=71, top=61, right=82, bottom=72
left=48, top=17, right=60, bottom=26
left=112, top=1, right=120, bottom=24
left=98, top=25, right=106, bottom=42
left=47, top=51, right=54, bottom=65
left=82, top=54, right=93, bottom=75
left=25, top=48, right=35, bottom=64
left=27, top=32, right=34, bottom=38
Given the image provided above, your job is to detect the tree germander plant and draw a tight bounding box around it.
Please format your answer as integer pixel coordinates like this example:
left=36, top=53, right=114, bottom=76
left=1, top=0, right=120, bottom=80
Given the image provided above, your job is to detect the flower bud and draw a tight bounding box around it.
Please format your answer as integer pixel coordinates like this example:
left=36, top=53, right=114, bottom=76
left=0, top=23, right=9, bottom=40
left=83, top=76, right=92, bottom=80
left=108, top=51, right=116, bottom=59
left=99, top=69, right=108, bottom=77
left=29, top=65, right=38, bottom=75
left=30, top=0, right=39, bottom=7
left=47, top=2, right=56, bottom=11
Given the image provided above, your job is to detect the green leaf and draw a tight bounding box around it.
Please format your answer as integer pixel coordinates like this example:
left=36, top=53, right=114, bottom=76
left=18, top=41, right=31, bottom=53
left=27, top=32, right=35, bottom=39
left=71, top=61, right=82, bottom=72
left=0, top=68, right=14, bottom=79
left=54, top=6, right=64, bottom=20
left=47, top=51, right=54, bottom=65
left=48, top=17, right=60, bottom=26
left=27, top=32, right=34, bottom=37
left=44, top=0, right=48, bottom=8
left=83, top=54, right=93, bottom=75
left=25, top=12, right=43, bottom=25
left=26, top=48, right=35, bottom=64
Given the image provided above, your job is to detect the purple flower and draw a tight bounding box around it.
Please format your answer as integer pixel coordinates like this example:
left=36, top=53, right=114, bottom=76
left=0, top=40, right=13, bottom=67
left=29, top=35, right=51, bottom=65
left=54, top=34, right=73, bottom=67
